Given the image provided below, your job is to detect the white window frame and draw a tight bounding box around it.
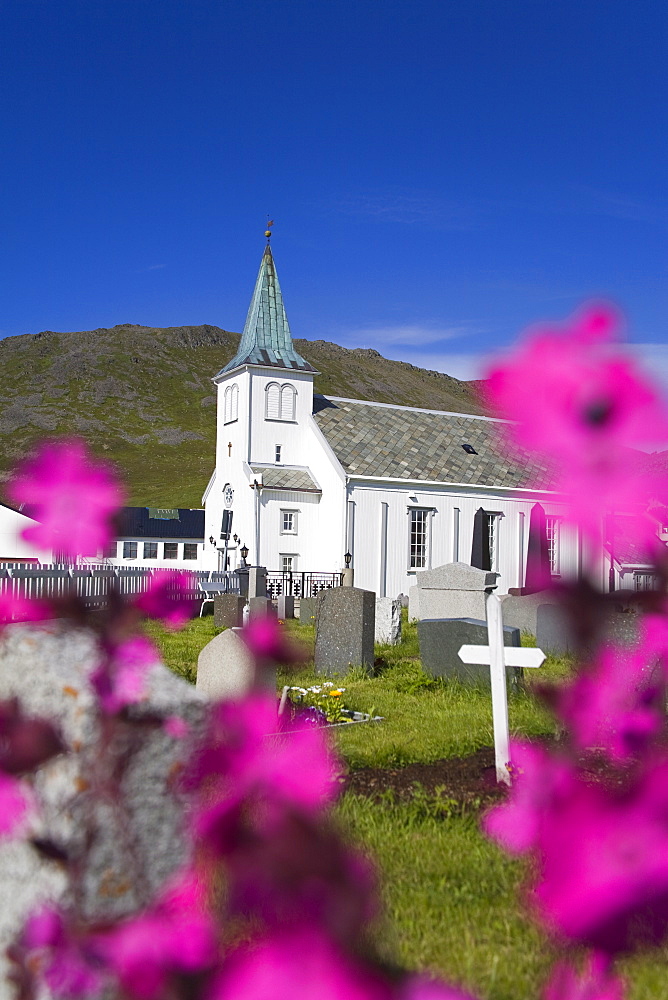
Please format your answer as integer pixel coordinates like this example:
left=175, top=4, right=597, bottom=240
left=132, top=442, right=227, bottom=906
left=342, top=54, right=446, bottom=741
left=275, top=444, right=282, bottom=463
left=265, top=381, right=297, bottom=422
left=280, top=553, right=298, bottom=573
left=143, top=541, right=158, bottom=560
left=163, top=542, right=179, bottom=560
left=280, top=509, right=298, bottom=535
left=546, top=515, right=561, bottom=575
left=484, top=511, right=502, bottom=572
left=183, top=543, right=199, bottom=561
left=223, top=383, right=239, bottom=424
left=408, top=508, right=430, bottom=570
left=123, top=541, right=138, bottom=560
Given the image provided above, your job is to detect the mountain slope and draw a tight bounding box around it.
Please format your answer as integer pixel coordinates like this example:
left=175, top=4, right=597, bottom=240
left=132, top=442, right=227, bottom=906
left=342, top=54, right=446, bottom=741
left=0, top=324, right=484, bottom=507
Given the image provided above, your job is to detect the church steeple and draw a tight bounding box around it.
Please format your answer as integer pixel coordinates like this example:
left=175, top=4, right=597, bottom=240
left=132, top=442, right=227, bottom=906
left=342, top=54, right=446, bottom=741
left=217, top=242, right=317, bottom=377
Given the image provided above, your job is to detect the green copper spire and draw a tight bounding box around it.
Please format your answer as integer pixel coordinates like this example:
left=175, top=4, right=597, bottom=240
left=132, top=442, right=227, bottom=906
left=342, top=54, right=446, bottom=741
left=217, top=243, right=317, bottom=376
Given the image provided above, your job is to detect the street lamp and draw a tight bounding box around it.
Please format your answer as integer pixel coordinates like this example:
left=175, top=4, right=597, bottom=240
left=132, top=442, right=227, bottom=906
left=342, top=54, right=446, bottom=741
left=209, top=535, right=215, bottom=546
left=240, top=544, right=249, bottom=567
left=344, top=551, right=352, bottom=568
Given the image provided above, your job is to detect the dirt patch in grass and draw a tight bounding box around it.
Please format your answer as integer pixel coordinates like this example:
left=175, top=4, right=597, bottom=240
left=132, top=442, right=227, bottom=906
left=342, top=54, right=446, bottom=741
left=344, top=739, right=635, bottom=811
left=344, top=747, right=504, bottom=809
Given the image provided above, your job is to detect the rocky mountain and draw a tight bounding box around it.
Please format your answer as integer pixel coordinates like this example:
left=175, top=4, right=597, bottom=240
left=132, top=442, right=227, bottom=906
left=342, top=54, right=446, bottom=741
left=0, top=323, right=485, bottom=507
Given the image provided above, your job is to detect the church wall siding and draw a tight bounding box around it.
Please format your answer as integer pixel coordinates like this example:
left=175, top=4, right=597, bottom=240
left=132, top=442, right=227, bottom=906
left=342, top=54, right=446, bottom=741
left=347, top=481, right=578, bottom=599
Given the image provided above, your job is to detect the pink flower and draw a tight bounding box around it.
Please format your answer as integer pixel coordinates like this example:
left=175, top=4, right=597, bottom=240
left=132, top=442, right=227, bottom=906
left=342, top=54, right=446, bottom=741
left=194, top=692, right=340, bottom=848
left=8, top=439, right=123, bottom=558
left=0, top=592, right=51, bottom=625
left=544, top=953, right=625, bottom=1000
left=402, top=976, right=480, bottom=1000
left=0, top=771, right=31, bottom=837
left=0, top=697, right=65, bottom=774
left=91, top=636, right=158, bottom=714
left=163, top=715, right=189, bottom=739
left=23, top=906, right=104, bottom=999
left=240, top=615, right=307, bottom=664
left=483, top=741, right=576, bottom=854
left=134, top=571, right=194, bottom=629
left=485, top=305, right=668, bottom=543
left=534, top=758, right=668, bottom=951
left=557, top=642, right=664, bottom=763
left=211, top=928, right=389, bottom=1000
left=98, top=871, right=216, bottom=999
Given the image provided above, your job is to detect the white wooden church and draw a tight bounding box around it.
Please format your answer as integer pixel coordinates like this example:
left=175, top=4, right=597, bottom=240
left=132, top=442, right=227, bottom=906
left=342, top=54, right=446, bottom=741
left=203, top=242, right=657, bottom=596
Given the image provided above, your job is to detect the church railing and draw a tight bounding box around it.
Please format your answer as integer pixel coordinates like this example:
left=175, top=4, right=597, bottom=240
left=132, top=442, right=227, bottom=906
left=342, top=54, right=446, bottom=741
left=265, top=570, right=342, bottom=600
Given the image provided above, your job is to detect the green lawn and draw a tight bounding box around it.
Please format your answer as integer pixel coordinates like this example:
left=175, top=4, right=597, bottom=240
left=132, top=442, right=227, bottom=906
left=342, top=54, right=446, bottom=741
left=145, top=611, right=667, bottom=999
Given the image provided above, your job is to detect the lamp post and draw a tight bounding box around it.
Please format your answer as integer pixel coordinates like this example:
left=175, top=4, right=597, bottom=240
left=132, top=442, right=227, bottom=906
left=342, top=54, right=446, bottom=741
left=342, top=551, right=354, bottom=587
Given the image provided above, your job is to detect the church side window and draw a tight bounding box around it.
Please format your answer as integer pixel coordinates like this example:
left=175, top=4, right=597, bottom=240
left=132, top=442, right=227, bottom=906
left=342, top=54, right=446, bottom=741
left=224, top=384, right=238, bottom=424
left=265, top=382, right=281, bottom=419
left=409, top=509, right=429, bottom=569
left=546, top=516, right=560, bottom=574
left=484, top=512, right=501, bottom=572
left=265, top=382, right=297, bottom=421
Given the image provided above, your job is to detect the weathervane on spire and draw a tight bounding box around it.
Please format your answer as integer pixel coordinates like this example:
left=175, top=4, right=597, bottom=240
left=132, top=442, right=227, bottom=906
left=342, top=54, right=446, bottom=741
left=265, top=217, right=274, bottom=243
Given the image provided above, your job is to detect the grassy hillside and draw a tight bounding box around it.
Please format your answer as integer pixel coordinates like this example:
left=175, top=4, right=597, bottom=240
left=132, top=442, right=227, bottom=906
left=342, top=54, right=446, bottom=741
left=0, top=324, right=484, bottom=507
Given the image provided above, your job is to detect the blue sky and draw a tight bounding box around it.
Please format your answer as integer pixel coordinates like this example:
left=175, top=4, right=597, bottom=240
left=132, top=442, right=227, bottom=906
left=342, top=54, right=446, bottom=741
left=1, top=0, right=666, bottom=383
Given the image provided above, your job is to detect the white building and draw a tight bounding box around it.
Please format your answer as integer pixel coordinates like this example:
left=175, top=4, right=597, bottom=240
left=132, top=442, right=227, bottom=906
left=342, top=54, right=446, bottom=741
left=102, top=507, right=208, bottom=570
left=203, top=242, right=653, bottom=597
left=0, top=503, right=52, bottom=565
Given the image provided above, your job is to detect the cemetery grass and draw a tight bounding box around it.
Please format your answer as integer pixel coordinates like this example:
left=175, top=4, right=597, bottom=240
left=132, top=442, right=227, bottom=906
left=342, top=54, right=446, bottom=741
left=147, top=613, right=668, bottom=1000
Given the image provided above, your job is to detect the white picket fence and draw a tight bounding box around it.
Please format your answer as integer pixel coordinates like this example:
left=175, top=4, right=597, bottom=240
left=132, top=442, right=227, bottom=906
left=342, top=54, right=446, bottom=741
left=0, top=564, right=240, bottom=610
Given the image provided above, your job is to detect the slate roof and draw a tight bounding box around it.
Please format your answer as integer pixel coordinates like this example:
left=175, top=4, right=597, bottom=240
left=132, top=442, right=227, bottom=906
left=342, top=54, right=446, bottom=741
left=312, top=396, right=555, bottom=489
left=115, top=508, right=205, bottom=539
left=250, top=466, right=321, bottom=492
left=217, top=245, right=317, bottom=377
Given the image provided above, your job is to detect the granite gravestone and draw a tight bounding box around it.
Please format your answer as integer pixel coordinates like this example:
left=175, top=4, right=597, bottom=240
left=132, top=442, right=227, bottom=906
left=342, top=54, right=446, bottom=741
left=375, top=597, right=402, bottom=645
left=277, top=594, right=295, bottom=620
left=196, top=628, right=275, bottom=700
left=418, top=617, right=522, bottom=689
left=408, top=562, right=498, bottom=622
left=299, top=596, right=320, bottom=625
left=315, top=587, right=375, bottom=676
left=248, top=596, right=276, bottom=620
left=499, top=590, right=562, bottom=638
left=213, top=593, right=245, bottom=628
left=0, top=622, right=206, bottom=998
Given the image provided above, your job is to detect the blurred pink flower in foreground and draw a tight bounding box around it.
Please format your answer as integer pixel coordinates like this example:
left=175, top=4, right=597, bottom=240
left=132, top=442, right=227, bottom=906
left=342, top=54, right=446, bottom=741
left=97, top=871, right=216, bottom=999
left=241, top=614, right=308, bottom=664
left=483, top=741, right=576, bottom=854
left=91, top=636, right=158, bottom=714
left=211, top=928, right=389, bottom=1000
left=0, top=592, right=51, bottom=625
left=535, top=758, right=668, bottom=951
left=556, top=641, right=665, bottom=763
left=402, top=975, right=480, bottom=1000
left=23, top=906, right=103, bottom=999
left=0, top=772, right=30, bottom=838
left=544, top=953, right=625, bottom=1000
left=486, top=304, right=668, bottom=542
left=8, top=439, right=123, bottom=558
left=195, top=692, right=339, bottom=840
left=134, top=571, right=194, bottom=629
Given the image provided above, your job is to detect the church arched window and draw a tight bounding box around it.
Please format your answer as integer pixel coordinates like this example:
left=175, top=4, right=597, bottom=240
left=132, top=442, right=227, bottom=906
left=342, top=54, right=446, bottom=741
left=265, top=382, right=281, bottom=420
left=265, top=381, right=297, bottom=421
left=224, top=383, right=239, bottom=424
left=280, top=383, right=296, bottom=421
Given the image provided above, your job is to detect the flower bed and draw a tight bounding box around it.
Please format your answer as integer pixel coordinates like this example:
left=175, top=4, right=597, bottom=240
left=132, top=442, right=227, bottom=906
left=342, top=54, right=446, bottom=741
left=278, top=682, right=383, bottom=726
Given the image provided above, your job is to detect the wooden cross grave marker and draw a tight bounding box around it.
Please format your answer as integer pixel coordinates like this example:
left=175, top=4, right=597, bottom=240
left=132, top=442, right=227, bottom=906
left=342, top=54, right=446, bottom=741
left=458, top=592, right=545, bottom=785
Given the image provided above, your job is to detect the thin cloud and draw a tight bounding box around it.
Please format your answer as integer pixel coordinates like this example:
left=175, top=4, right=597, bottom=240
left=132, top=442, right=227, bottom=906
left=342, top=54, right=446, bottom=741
left=337, top=323, right=482, bottom=350
left=330, top=188, right=485, bottom=231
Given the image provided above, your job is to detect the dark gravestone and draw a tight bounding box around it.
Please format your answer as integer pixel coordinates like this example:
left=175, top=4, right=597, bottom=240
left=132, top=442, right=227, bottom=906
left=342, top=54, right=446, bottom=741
left=418, top=617, right=522, bottom=690
left=299, top=596, right=320, bottom=625
left=315, top=587, right=375, bottom=676
left=248, top=596, right=276, bottom=620
left=213, top=594, right=245, bottom=628
left=536, top=604, right=574, bottom=657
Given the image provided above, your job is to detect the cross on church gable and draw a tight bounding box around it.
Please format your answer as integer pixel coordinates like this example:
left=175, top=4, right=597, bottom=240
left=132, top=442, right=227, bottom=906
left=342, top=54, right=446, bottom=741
left=458, top=593, right=545, bottom=785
